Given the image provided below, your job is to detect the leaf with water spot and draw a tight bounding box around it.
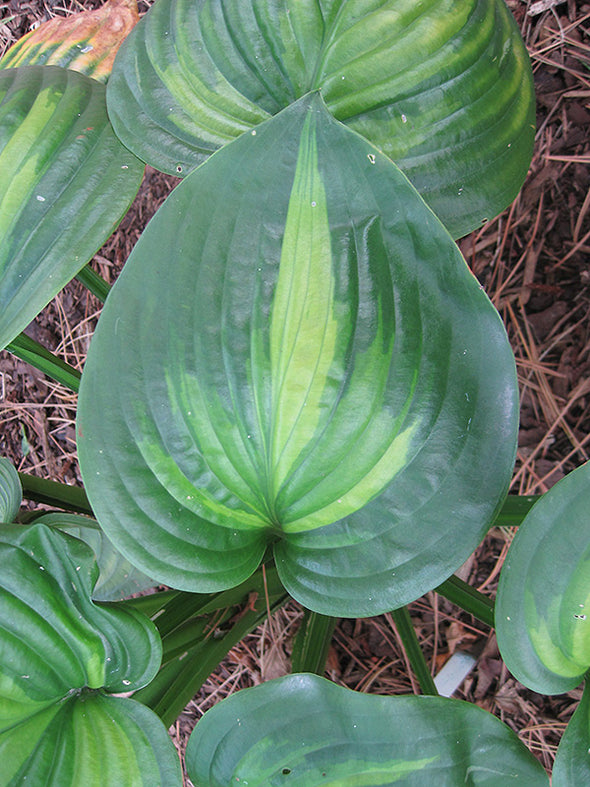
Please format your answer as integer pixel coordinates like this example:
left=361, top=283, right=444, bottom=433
left=34, top=511, right=157, bottom=601
left=496, top=461, right=590, bottom=694
left=0, top=65, right=144, bottom=351
left=106, top=0, right=535, bottom=237
left=78, top=94, right=518, bottom=616
left=185, top=673, right=548, bottom=785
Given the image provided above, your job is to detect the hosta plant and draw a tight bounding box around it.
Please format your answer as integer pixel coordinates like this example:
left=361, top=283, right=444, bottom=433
left=1, top=0, right=587, bottom=784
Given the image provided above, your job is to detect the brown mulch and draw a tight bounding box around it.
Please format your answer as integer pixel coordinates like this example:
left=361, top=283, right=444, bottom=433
left=1, top=0, right=590, bottom=782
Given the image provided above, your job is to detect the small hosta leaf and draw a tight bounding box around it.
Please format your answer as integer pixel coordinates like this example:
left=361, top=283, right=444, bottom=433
left=552, top=680, right=590, bottom=787
left=107, top=0, right=534, bottom=237
left=34, top=511, right=156, bottom=601
left=0, top=458, right=21, bottom=524
left=78, top=94, right=518, bottom=615
left=185, top=673, right=548, bottom=786
left=0, top=0, right=139, bottom=83
left=0, top=523, right=180, bottom=786
left=0, top=65, right=144, bottom=351
left=496, top=462, right=590, bottom=694
left=0, top=523, right=161, bottom=717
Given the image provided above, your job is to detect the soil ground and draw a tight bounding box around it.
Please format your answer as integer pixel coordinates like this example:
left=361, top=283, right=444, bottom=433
left=1, top=0, right=589, bottom=782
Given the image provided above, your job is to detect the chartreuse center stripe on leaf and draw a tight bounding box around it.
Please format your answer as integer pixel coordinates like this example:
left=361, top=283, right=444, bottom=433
left=185, top=674, right=548, bottom=786
left=78, top=92, right=517, bottom=602
left=269, top=111, right=340, bottom=499
left=268, top=109, right=420, bottom=532
left=496, top=462, right=590, bottom=694
left=526, top=563, right=590, bottom=680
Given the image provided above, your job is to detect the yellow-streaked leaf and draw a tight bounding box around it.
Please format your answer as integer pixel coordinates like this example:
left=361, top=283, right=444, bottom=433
left=106, top=0, right=535, bottom=237
left=496, top=462, right=590, bottom=694
left=0, top=66, right=144, bottom=351
left=78, top=95, right=518, bottom=616
left=186, top=674, right=548, bottom=786
left=269, top=112, right=340, bottom=498
left=0, top=524, right=180, bottom=785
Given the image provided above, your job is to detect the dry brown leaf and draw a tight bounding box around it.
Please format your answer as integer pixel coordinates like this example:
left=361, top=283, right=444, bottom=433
left=0, top=0, right=139, bottom=82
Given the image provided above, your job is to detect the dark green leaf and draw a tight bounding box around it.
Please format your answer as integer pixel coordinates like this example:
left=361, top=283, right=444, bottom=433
left=107, top=0, right=534, bottom=236
left=0, top=458, right=21, bottom=524
left=78, top=94, right=517, bottom=616
left=34, top=511, right=156, bottom=601
left=496, top=462, right=590, bottom=694
left=0, top=65, right=144, bottom=350
left=552, top=680, right=590, bottom=787
left=185, top=673, right=549, bottom=785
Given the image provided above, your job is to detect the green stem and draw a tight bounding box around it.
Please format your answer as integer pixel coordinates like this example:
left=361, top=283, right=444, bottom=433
left=436, top=574, right=495, bottom=629
left=18, top=472, right=93, bottom=515
left=136, top=588, right=289, bottom=728
left=7, top=333, right=81, bottom=393
left=123, top=590, right=181, bottom=620
left=160, top=616, right=212, bottom=663
left=493, top=494, right=540, bottom=526
left=140, top=564, right=284, bottom=639
left=76, top=264, right=111, bottom=303
left=291, top=609, right=337, bottom=675
left=391, top=606, right=438, bottom=695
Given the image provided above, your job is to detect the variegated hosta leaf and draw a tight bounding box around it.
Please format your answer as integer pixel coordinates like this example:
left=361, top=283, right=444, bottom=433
left=0, top=458, right=21, bottom=524
left=78, top=94, right=518, bottom=616
left=0, top=65, right=144, bottom=351
left=0, top=693, right=181, bottom=787
left=34, top=511, right=156, bottom=602
left=185, top=673, right=549, bottom=785
left=0, top=523, right=161, bottom=720
left=0, top=523, right=181, bottom=786
left=107, top=0, right=535, bottom=237
left=552, top=680, right=590, bottom=787
left=0, top=0, right=139, bottom=83
left=496, top=462, right=590, bottom=694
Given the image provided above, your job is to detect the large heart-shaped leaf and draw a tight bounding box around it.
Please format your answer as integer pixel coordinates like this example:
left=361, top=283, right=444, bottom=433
left=185, top=673, right=548, bottom=785
left=78, top=94, right=517, bottom=616
left=0, top=65, right=144, bottom=350
left=0, top=522, right=181, bottom=785
left=107, top=0, right=535, bottom=237
left=496, top=462, right=590, bottom=695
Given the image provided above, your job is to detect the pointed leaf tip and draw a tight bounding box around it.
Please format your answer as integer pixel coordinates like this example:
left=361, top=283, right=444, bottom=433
left=78, top=97, right=518, bottom=616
